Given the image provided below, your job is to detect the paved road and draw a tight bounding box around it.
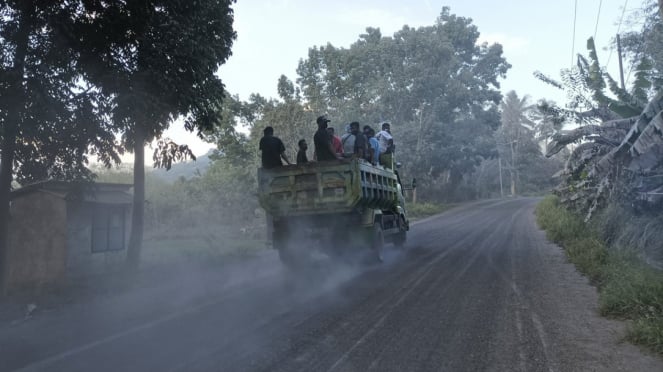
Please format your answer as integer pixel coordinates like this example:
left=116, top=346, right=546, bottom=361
left=2, top=198, right=662, bottom=372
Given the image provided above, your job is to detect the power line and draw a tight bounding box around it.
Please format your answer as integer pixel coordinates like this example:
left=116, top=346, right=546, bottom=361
left=606, top=0, right=629, bottom=68
left=571, top=0, right=578, bottom=66
left=593, top=0, right=603, bottom=41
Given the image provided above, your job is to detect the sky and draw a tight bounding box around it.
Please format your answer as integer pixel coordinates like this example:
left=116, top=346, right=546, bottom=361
left=159, top=0, right=644, bottom=158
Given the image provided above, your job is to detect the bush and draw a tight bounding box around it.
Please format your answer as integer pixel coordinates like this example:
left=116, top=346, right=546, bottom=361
left=536, top=196, right=585, bottom=244
left=600, top=256, right=663, bottom=318
left=408, top=202, right=449, bottom=219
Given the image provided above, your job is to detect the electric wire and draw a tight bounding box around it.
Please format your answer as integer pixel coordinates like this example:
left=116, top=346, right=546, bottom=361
left=571, top=0, right=578, bottom=66
left=593, top=0, right=603, bottom=41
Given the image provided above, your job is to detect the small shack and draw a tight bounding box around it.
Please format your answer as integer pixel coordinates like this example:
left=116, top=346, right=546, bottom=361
left=7, top=181, right=133, bottom=290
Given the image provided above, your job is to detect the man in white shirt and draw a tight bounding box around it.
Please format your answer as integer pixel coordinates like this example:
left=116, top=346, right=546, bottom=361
left=376, top=122, right=394, bottom=169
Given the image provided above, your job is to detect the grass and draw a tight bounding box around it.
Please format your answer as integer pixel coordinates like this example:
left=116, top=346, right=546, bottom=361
left=536, top=195, right=663, bottom=355
left=408, top=202, right=452, bottom=220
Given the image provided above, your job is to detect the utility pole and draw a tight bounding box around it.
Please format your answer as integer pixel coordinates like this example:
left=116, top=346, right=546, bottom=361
left=412, top=178, right=417, bottom=205
left=498, top=157, right=504, bottom=198
left=616, top=33, right=626, bottom=90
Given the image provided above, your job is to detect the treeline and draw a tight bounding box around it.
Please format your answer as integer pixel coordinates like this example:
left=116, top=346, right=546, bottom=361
left=114, top=7, right=567, bottom=242
left=2, top=3, right=568, bottom=283
left=203, top=8, right=563, bottom=205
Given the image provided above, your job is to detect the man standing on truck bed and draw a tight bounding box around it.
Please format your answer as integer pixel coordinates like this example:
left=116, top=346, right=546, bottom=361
left=296, top=139, right=308, bottom=164
left=377, top=121, right=395, bottom=169
left=259, top=126, right=291, bottom=168
left=314, top=115, right=339, bottom=161
left=345, top=121, right=368, bottom=160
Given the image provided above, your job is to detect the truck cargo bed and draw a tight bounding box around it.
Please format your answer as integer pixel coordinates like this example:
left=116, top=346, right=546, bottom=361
left=258, top=159, right=399, bottom=217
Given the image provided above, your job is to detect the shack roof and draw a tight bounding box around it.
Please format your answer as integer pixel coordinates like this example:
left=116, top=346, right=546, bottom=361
left=11, top=180, right=133, bottom=204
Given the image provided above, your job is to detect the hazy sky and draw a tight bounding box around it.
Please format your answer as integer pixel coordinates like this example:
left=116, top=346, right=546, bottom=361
left=161, top=0, right=642, bottom=156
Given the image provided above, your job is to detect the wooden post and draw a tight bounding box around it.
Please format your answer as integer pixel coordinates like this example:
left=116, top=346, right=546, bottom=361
left=498, top=157, right=504, bottom=198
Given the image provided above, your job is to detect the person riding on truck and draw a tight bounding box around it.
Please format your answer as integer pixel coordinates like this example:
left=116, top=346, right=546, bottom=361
left=327, top=127, right=343, bottom=157
left=314, top=115, right=340, bottom=161
left=364, top=125, right=380, bottom=166
left=259, top=126, right=291, bottom=168
left=376, top=122, right=395, bottom=170
left=296, top=139, right=308, bottom=164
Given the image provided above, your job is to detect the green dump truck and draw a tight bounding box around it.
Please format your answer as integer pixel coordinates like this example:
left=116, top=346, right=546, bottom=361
left=258, top=158, right=409, bottom=269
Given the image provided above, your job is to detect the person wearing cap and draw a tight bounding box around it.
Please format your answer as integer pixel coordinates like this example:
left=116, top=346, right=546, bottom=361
left=376, top=122, right=395, bottom=169
left=313, top=115, right=339, bottom=161
left=259, top=126, right=291, bottom=168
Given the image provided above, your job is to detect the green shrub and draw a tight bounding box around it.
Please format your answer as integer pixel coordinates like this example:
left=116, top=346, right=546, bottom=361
left=565, top=237, right=607, bottom=281
left=536, top=196, right=586, bottom=244
left=600, top=257, right=663, bottom=319
left=629, top=318, right=663, bottom=355
left=408, top=202, right=449, bottom=219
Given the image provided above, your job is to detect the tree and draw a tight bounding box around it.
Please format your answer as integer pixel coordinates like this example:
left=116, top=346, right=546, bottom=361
left=540, top=28, right=663, bottom=219
left=497, top=91, right=539, bottom=196
left=295, top=8, right=510, bottom=201
left=620, top=0, right=662, bottom=95
left=72, top=0, right=237, bottom=266
left=0, top=1, right=122, bottom=291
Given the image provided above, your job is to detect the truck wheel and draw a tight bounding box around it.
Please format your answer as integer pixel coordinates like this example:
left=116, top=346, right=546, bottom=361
left=273, top=224, right=300, bottom=271
left=371, top=222, right=384, bottom=263
left=393, top=216, right=407, bottom=249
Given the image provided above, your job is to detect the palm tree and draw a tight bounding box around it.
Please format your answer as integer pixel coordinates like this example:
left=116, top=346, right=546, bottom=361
left=498, top=91, right=536, bottom=196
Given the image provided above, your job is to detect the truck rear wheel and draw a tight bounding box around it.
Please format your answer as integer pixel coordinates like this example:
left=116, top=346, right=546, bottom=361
left=393, top=216, right=407, bottom=249
left=371, top=222, right=384, bottom=263
left=273, top=222, right=299, bottom=271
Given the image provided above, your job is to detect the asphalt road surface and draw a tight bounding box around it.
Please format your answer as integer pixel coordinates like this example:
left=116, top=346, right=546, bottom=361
left=2, top=198, right=662, bottom=372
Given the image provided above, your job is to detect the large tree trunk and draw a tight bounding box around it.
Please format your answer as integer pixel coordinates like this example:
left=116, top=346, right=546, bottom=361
left=509, top=141, right=517, bottom=196
left=127, top=126, right=146, bottom=268
left=0, top=130, right=17, bottom=293
left=0, top=2, right=32, bottom=293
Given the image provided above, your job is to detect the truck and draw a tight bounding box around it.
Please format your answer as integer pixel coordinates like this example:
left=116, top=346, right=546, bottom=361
left=257, top=158, right=410, bottom=270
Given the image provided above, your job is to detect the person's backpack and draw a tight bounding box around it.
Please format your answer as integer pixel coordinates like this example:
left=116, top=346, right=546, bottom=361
left=341, top=133, right=356, bottom=156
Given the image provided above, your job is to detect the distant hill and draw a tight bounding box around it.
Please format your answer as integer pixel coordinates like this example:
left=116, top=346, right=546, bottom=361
left=150, top=150, right=214, bottom=182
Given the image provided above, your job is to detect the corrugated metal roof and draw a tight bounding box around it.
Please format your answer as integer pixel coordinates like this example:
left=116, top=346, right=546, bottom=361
left=11, top=180, right=133, bottom=204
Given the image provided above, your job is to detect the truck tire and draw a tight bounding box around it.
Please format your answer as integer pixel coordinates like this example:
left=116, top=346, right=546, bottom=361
left=371, top=222, right=384, bottom=263
left=273, top=222, right=301, bottom=271
left=393, top=216, right=407, bottom=249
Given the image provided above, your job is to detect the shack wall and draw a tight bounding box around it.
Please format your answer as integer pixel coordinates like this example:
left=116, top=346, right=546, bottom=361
left=7, top=192, right=67, bottom=290
left=66, top=201, right=131, bottom=278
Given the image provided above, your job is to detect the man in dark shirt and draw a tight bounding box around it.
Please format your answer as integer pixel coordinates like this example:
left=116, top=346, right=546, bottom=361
left=296, top=139, right=308, bottom=164
left=313, top=115, right=339, bottom=161
left=259, top=126, right=291, bottom=168
left=349, top=121, right=368, bottom=160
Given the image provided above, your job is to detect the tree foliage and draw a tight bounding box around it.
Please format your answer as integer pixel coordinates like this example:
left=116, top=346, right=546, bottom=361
left=542, top=22, right=663, bottom=221
left=295, top=8, right=510, bottom=199
left=496, top=91, right=543, bottom=196
left=620, top=0, right=663, bottom=95
left=0, top=1, right=123, bottom=290
left=70, top=0, right=237, bottom=265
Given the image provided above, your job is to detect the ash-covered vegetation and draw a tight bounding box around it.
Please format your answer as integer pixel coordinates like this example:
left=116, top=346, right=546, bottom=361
left=538, top=1, right=663, bottom=268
